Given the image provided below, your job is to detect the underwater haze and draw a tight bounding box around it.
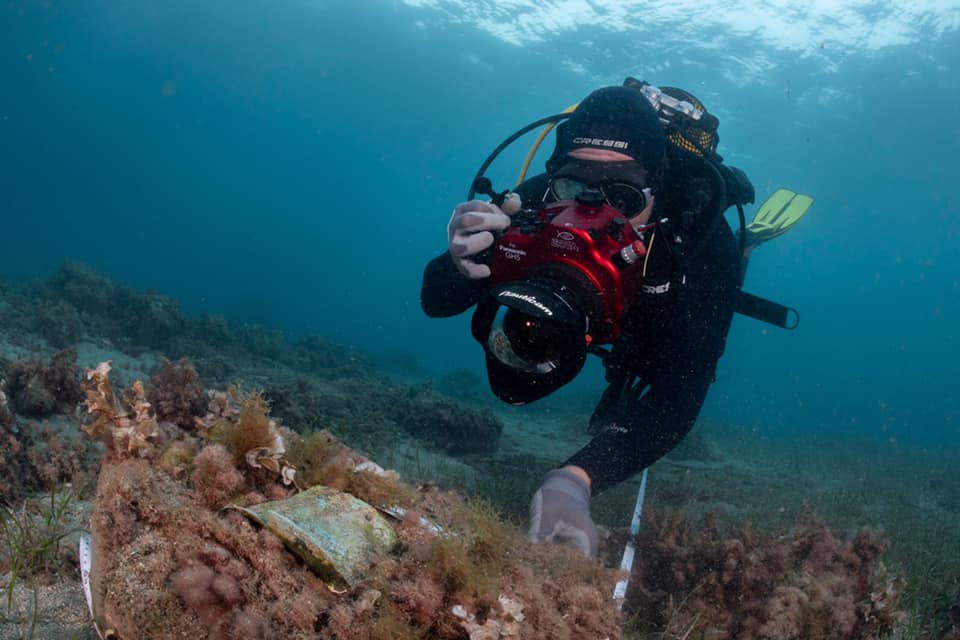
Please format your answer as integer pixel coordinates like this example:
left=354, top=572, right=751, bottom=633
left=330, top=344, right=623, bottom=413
left=3, top=0, right=959, bottom=448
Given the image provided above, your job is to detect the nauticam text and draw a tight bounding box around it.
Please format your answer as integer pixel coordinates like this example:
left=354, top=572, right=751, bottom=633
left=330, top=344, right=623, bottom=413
left=497, top=291, right=554, bottom=316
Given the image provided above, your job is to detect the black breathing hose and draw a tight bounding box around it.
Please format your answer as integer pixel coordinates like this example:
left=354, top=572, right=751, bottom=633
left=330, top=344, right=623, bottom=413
left=467, top=113, right=571, bottom=201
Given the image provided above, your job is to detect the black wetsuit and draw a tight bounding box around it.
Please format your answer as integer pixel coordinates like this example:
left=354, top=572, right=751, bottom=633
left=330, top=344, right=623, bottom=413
left=420, top=169, right=742, bottom=494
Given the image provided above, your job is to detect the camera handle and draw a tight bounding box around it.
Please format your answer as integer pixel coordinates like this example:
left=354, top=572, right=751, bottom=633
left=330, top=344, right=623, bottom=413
left=469, top=177, right=521, bottom=266
left=472, top=176, right=510, bottom=208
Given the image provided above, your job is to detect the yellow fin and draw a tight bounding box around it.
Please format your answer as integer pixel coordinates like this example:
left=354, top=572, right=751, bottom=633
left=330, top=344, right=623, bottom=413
left=745, top=188, right=814, bottom=249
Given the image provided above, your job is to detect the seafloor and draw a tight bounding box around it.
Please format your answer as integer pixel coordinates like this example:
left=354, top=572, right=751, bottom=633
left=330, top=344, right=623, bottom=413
left=0, top=262, right=956, bottom=640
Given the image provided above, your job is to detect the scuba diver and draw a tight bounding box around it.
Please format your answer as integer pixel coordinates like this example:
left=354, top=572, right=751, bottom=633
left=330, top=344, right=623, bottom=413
left=420, top=80, right=812, bottom=558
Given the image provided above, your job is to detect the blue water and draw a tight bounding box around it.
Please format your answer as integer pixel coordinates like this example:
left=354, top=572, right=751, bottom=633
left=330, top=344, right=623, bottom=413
left=3, top=0, right=958, bottom=447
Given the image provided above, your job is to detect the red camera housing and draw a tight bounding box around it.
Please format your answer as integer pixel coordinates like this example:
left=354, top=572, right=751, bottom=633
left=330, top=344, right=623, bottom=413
left=487, top=200, right=647, bottom=345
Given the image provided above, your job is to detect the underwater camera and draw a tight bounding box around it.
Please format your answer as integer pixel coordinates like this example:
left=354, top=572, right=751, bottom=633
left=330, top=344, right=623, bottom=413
left=470, top=176, right=651, bottom=405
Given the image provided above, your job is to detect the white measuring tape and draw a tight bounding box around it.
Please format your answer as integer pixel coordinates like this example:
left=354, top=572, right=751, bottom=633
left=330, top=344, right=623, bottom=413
left=612, top=468, right=649, bottom=610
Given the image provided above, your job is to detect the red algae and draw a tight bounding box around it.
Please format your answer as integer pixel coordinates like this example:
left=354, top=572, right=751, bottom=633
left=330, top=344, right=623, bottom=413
left=82, top=362, right=623, bottom=640
left=624, top=507, right=906, bottom=640
left=75, top=359, right=911, bottom=640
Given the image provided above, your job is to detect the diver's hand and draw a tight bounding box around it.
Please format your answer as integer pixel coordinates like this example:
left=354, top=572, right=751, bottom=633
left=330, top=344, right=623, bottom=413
left=447, top=200, right=512, bottom=279
left=528, top=467, right=599, bottom=558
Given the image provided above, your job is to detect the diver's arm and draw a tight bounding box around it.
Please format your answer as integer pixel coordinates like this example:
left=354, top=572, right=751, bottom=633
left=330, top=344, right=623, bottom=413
left=564, top=246, right=739, bottom=493
left=420, top=252, right=487, bottom=317
left=563, top=367, right=712, bottom=494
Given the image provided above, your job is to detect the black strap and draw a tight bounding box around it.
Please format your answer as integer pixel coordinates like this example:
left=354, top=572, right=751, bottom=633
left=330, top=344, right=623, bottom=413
left=735, top=290, right=799, bottom=329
